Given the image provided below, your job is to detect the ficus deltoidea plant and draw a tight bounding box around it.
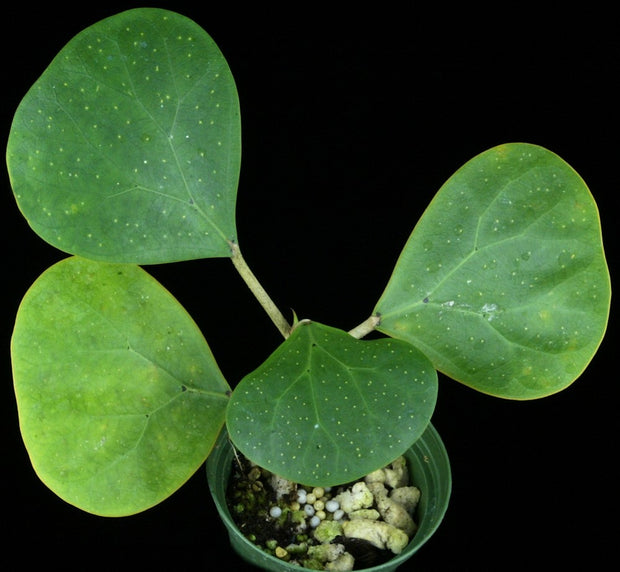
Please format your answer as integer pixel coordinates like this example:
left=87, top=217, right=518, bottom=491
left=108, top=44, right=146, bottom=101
left=8, top=8, right=610, bottom=522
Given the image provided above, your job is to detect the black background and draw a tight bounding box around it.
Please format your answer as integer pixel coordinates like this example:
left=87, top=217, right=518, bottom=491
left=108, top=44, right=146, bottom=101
left=3, top=2, right=618, bottom=570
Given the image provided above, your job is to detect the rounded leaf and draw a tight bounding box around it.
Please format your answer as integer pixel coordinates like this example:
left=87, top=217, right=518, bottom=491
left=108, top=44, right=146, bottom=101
left=226, top=321, right=437, bottom=486
left=7, top=8, right=240, bottom=263
left=11, top=257, right=230, bottom=515
left=375, top=143, right=611, bottom=399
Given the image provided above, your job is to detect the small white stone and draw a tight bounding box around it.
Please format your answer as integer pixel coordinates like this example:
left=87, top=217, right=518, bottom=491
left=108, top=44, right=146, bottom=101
left=269, top=506, right=282, bottom=518
left=325, top=500, right=340, bottom=513
left=309, top=515, right=321, bottom=528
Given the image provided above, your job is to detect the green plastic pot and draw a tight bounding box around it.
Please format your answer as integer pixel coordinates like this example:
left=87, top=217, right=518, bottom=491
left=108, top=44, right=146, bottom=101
left=206, top=423, right=451, bottom=571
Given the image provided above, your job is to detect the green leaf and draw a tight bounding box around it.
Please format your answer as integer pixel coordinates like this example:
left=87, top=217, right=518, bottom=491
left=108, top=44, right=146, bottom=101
left=7, top=8, right=240, bottom=263
left=226, top=321, right=437, bottom=486
left=375, top=143, right=611, bottom=399
left=11, top=256, right=230, bottom=515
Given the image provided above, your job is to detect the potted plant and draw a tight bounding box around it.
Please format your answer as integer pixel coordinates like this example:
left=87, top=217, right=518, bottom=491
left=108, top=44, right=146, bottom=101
left=7, top=8, right=611, bottom=570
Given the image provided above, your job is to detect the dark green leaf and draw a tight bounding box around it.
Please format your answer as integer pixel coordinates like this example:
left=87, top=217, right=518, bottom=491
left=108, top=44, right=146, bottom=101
left=227, top=321, right=437, bottom=486
left=7, top=8, right=240, bottom=263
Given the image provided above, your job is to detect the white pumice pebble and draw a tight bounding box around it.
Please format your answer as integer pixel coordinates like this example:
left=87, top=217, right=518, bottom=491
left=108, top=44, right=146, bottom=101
left=304, top=504, right=315, bottom=517
left=333, top=509, right=345, bottom=521
left=309, top=515, right=321, bottom=528
left=296, top=490, right=307, bottom=504
left=325, top=500, right=340, bottom=513
left=269, top=506, right=282, bottom=518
